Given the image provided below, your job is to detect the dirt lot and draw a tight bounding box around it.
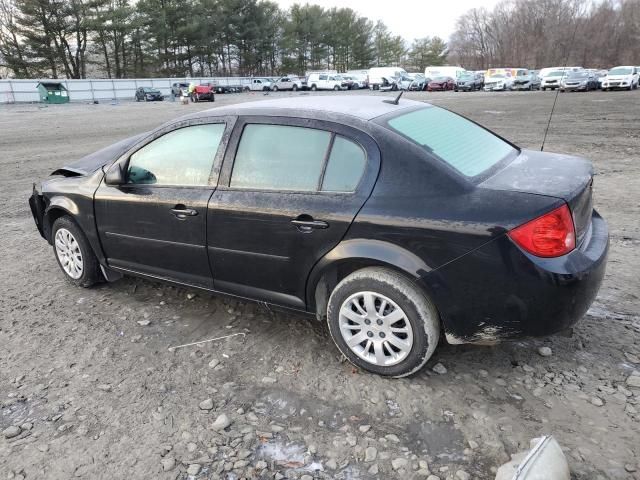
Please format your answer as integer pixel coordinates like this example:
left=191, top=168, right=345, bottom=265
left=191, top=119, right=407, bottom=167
left=1, top=89, right=639, bottom=480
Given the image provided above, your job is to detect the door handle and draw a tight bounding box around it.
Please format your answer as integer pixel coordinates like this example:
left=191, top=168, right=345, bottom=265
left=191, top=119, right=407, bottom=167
left=171, top=205, right=198, bottom=219
left=291, top=216, right=329, bottom=233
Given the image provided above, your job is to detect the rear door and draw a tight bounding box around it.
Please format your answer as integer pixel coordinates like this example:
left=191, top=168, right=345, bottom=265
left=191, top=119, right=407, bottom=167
left=207, top=116, right=380, bottom=308
left=94, top=118, right=233, bottom=288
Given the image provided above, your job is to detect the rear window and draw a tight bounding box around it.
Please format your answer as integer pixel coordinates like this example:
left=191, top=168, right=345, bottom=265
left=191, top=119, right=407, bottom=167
left=386, top=107, right=516, bottom=177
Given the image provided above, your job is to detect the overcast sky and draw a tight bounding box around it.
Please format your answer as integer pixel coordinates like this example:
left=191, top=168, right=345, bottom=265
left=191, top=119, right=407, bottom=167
left=275, top=0, right=502, bottom=42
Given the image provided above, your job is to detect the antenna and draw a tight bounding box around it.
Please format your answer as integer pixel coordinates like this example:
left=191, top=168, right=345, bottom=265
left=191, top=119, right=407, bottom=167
left=383, top=90, right=403, bottom=105
left=540, top=13, right=582, bottom=151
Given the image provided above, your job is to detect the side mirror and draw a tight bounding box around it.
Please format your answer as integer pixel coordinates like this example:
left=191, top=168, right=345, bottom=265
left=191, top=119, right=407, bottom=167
left=105, top=162, right=125, bottom=185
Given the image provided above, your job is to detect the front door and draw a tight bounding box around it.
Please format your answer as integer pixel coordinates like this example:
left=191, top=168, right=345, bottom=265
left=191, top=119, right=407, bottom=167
left=207, top=117, right=380, bottom=308
left=95, top=120, right=231, bottom=288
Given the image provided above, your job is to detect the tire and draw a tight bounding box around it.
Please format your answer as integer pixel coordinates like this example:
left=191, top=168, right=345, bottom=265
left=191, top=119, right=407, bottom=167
left=311, top=84, right=317, bottom=91
left=333, top=85, right=340, bottom=91
left=272, top=86, right=278, bottom=92
left=327, top=267, right=440, bottom=378
left=292, top=85, right=298, bottom=91
left=51, top=216, right=102, bottom=288
left=542, top=87, right=546, bottom=91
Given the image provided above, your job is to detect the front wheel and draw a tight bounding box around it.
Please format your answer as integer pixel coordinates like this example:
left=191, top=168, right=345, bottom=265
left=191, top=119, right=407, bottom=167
left=327, top=267, right=440, bottom=378
left=272, top=86, right=278, bottom=92
left=311, top=84, right=317, bottom=91
left=52, top=216, right=102, bottom=288
left=333, top=85, right=340, bottom=91
left=292, top=85, right=298, bottom=91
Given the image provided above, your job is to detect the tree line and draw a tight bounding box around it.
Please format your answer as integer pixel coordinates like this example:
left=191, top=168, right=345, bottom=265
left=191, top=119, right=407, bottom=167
left=449, top=0, right=640, bottom=70
left=0, top=0, right=447, bottom=79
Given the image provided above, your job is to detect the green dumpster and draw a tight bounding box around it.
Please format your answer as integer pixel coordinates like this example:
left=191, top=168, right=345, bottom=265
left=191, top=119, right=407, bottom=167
left=37, top=82, right=70, bottom=104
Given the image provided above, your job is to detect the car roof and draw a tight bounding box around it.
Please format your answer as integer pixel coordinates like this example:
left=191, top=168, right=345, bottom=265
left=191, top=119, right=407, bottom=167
left=194, top=95, right=427, bottom=121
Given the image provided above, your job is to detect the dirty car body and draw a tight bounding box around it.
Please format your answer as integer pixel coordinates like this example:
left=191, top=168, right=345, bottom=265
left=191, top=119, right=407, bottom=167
left=30, top=96, right=608, bottom=372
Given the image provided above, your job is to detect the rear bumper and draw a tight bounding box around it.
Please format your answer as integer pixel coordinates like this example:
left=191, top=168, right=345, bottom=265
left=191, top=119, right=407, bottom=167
left=420, top=210, right=609, bottom=343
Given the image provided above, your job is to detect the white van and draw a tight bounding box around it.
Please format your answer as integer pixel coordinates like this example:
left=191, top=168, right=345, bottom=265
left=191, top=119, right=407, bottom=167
left=368, top=67, right=408, bottom=90
left=306, top=72, right=348, bottom=91
left=424, top=66, right=466, bottom=80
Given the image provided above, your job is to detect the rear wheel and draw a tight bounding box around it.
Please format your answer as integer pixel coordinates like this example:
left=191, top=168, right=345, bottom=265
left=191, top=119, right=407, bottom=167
left=327, top=267, right=440, bottom=377
left=52, top=216, right=102, bottom=288
left=292, top=84, right=298, bottom=91
left=272, top=85, right=278, bottom=92
left=311, top=84, right=317, bottom=91
left=333, top=85, right=340, bottom=91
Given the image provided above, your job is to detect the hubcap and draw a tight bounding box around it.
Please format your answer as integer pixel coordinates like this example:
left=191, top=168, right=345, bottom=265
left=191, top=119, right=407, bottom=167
left=338, top=291, right=413, bottom=367
left=54, top=228, right=83, bottom=279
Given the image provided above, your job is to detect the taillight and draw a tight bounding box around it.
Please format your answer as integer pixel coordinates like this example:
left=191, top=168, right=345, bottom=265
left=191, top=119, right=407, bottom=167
left=508, top=204, right=576, bottom=257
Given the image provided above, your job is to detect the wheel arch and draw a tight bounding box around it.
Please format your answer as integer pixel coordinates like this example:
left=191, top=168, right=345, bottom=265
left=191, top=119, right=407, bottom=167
left=306, top=239, right=435, bottom=320
left=43, top=197, right=81, bottom=243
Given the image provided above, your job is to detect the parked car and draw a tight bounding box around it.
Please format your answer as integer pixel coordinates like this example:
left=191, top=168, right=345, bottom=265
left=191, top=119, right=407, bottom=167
left=540, top=70, right=567, bottom=91
left=483, top=73, right=514, bottom=91
left=171, top=83, right=190, bottom=98
left=408, top=74, right=428, bottom=91
left=192, top=83, right=216, bottom=102
left=271, top=76, right=307, bottom=91
left=307, top=72, right=348, bottom=91
left=596, top=70, right=608, bottom=89
left=511, top=70, right=541, bottom=90
left=560, top=71, right=598, bottom=92
left=345, top=71, right=369, bottom=89
left=427, top=76, right=455, bottom=91
left=455, top=72, right=483, bottom=91
left=29, top=95, right=608, bottom=377
left=369, top=67, right=408, bottom=90
left=601, top=66, right=639, bottom=91
left=245, top=78, right=273, bottom=91
left=135, top=87, right=163, bottom=102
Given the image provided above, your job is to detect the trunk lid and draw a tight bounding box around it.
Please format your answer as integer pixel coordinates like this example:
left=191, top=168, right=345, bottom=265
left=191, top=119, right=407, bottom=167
left=480, top=149, right=594, bottom=245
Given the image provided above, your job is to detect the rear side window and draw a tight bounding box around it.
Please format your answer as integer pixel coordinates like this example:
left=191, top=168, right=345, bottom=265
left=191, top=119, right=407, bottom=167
left=230, top=125, right=367, bottom=192
left=231, top=125, right=331, bottom=191
left=386, top=107, right=516, bottom=177
left=322, top=136, right=366, bottom=191
left=127, top=124, right=225, bottom=186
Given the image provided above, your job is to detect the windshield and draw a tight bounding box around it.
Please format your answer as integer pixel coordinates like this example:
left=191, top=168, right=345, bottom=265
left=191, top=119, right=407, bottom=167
left=432, top=77, right=448, bottom=81
left=459, top=73, right=473, bottom=79
left=548, top=71, right=565, bottom=77
left=568, top=72, right=588, bottom=79
left=489, top=74, right=506, bottom=79
left=386, top=107, right=516, bottom=177
left=143, top=88, right=158, bottom=92
left=609, top=67, right=632, bottom=75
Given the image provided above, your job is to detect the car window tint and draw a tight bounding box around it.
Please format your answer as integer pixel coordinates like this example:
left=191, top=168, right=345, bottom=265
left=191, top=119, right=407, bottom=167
left=127, top=124, right=225, bottom=186
left=321, top=136, right=366, bottom=192
left=231, top=124, right=331, bottom=191
left=387, top=107, right=516, bottom=177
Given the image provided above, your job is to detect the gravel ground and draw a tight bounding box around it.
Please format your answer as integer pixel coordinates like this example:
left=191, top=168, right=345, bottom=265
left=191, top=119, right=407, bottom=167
left=1, top=89, right=639, bottom=480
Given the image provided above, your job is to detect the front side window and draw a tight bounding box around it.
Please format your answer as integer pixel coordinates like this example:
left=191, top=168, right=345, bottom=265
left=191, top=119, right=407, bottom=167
left=127, top=124, right=225, bottom=186
left=319, top=75, right=327, bottom=80
left=230, top=125, right=368, bottom=192
left=386, top=107, right=516, bottom=177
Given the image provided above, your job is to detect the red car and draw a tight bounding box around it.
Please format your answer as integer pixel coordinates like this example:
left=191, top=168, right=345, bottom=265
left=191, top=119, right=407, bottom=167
left=193, top=83, right=216, bottom=102
left=427, top=76, right=455, bottom=91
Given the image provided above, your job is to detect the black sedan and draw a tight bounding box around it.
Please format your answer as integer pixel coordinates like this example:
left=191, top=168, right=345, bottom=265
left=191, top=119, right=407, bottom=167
left=29, top=96, right=608, bottom=377
left=135, top=87, right=163, bottom=101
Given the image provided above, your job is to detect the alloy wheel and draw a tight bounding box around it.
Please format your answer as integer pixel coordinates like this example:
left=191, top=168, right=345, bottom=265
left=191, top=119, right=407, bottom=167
left=338, top=291, right=414, bottom=366
left=54, top=228, right=83, bottom=279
